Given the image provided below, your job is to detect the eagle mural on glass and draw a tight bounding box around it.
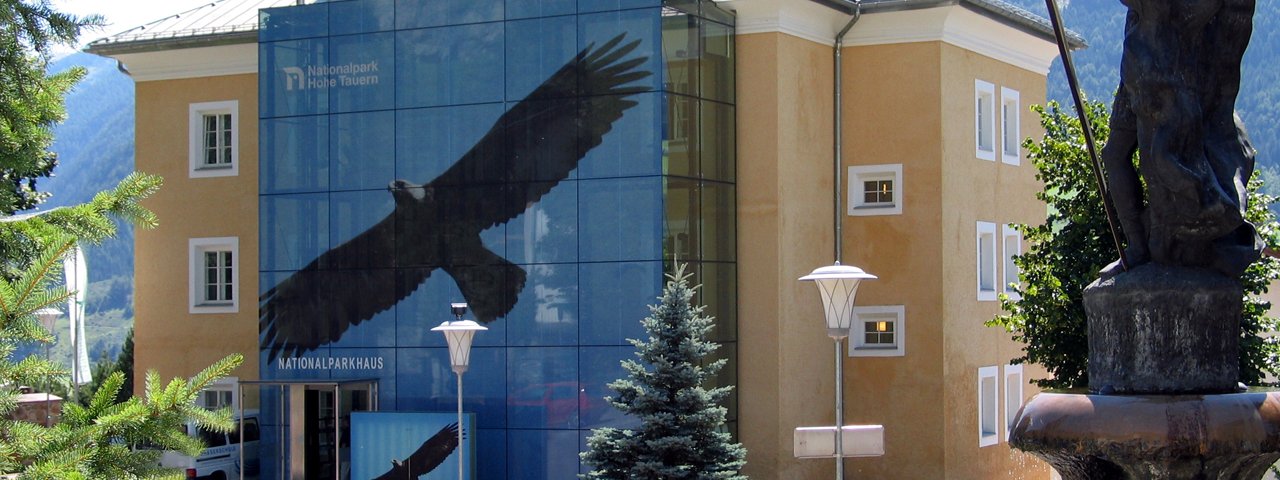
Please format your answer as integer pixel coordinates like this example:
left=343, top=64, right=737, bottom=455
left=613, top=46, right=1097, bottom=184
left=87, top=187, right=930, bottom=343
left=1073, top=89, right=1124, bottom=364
left=260, top=35, right=650, bottom=362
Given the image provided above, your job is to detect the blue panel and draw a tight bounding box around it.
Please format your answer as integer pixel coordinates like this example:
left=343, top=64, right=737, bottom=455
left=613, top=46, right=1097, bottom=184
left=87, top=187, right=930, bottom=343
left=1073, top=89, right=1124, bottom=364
left=506, top=347, right=580, bottom=429
left=350, top=412, right=475, bottom=479
left=505, top=16, right=576, bottom=101
left=260, top=3, right=328, bottom=42
left=578, top=261, right=661, bottom=345
left=507, top=429, right=581, bottom=480
left=322, top=271, right=398, bottom=347
left=260, top=346, right=333, bottom=381
left=328, top=32, right=395, bottom=113
left=259, top=39, right=330, bottom=118
left=507, top=263, right=578, bottom=346
left=328, top=348, right=397, bottom=409
left=577, top=92, right=663, bottom=178
left=578, top=177, right=663, bottom=262
left=396, top=0, right=503, bottom=29
left=259, top=194, right=329, bottom=271
left=475, top=429, right=507, bottom=480
left=577, top=9, right=663, bottom=95
left=578, top=346, right=640, bottom=429
left=507, top=181, right=578, bottom=265
left=394, top=268, right=510, bottom=348
left=397, top=347, right=508, bottom=429
left=331, top=111, right=395, bottom=191
left=505, top=0, right=575, bottom=19
left=396, top=24, right=504, bottom=108
left=395, top=104, right=505, bottom=184
left=329, top=190, right=396, bottom=268
left=329, top=0, right=394, bottom=35
left=260, top=115, right=330, bottom=195
left=577, top=0, right=661, bottom=13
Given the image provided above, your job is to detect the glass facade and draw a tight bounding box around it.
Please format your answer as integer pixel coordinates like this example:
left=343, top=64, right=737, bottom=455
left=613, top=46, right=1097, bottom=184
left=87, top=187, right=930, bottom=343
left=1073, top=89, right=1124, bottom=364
left=258, top=1, right=733, bottom=478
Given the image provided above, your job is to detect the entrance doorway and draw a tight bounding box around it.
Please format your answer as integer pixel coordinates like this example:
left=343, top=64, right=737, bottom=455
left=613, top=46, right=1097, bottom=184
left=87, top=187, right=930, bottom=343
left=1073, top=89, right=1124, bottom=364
left=238, top=379, right=379, bottom=480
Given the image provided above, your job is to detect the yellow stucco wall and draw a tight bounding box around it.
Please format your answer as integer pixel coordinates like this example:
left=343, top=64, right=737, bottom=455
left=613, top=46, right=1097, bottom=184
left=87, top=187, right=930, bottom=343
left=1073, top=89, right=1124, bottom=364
left=133, top=73, right=259, bottom=384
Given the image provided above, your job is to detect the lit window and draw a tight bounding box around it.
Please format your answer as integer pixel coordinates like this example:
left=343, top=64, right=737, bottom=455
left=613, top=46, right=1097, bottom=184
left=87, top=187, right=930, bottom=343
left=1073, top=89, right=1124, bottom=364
left=850, top=305, right=905, bottom=357
left=848, top=164, right=903, bottom=216
left=189, top=101, right=239, bottom=178
left=190, top=237, right=239, bottom=314
left=978, top=366, right=999, bottom=447
left=1002, top=224, right=1022, bottom=299
left=1001, top=87, right=1021, bottom=165
left=977, top=222, right=997, bottom=301
left=1004, top=364, right=1024, bottom=441
left=975, top=80, right=996, bottom=161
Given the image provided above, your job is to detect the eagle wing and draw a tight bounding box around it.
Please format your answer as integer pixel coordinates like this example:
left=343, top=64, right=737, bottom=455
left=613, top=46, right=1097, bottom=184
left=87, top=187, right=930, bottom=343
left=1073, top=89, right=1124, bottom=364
left=372, top=423, right=461, bottom=480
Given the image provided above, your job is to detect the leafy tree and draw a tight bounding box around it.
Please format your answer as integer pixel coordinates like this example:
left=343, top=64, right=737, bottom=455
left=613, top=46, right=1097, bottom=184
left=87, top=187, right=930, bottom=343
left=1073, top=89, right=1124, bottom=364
left=581, top=265, right=746, bottom=480
left=988, top=101, right=1280, bottom=389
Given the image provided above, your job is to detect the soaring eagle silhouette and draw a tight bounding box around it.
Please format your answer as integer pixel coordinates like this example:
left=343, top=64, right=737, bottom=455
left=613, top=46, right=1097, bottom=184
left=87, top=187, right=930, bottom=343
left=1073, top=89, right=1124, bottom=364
left=372, top=423, right=460, bottom=480
left=260, top=35, right=650, bottom=362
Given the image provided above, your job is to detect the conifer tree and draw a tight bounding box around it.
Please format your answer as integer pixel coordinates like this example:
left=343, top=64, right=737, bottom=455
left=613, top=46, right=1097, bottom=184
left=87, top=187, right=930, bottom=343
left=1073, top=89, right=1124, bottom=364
left=581, top=265, right=746, bottom=480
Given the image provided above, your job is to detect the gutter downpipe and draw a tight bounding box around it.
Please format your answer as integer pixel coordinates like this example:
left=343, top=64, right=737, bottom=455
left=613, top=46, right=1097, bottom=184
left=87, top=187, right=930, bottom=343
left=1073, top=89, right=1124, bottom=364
left=833, top=6, right=860, bottom=480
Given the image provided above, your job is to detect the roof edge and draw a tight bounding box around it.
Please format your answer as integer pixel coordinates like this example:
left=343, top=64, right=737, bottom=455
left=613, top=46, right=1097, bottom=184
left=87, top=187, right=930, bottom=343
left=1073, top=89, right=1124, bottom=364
left=85, top=31, right=258, bottom=56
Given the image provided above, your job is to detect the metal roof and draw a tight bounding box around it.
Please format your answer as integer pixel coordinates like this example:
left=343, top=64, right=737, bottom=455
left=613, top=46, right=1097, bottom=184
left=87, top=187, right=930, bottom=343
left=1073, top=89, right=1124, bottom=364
left=85, top=0, right=297, bottom=54
left=813, top=0, right=1087, bottom=48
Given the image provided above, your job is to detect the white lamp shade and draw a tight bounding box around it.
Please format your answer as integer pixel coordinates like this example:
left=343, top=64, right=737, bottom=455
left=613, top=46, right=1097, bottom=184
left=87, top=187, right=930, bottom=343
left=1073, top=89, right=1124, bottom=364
left=799, top=264, right=877, bottom=338
left=432, top=320, right=487, bottom=374
left=34, top=307, right=62, bottom=332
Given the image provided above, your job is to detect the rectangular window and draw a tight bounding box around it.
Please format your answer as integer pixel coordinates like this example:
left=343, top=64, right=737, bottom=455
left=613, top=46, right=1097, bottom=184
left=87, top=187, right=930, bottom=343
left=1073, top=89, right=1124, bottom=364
left=1004, top=364, right=1024, bottom=441
left=850, top=305, right=905, bottom=357
left=848, top=164, right=903, bottom=216
left=977, top=222, right=997, bottom=301
left=1001, top=87, right=1021, bottom=165
left=189, top=101, right=239, bottom=178
left=190, top=237, right=239, bottom=314
left=1002, top=224, right=1022, bottom=299
left=975, top=80, right=996, bottom=161
left=978, top=366, right=999, bottom=447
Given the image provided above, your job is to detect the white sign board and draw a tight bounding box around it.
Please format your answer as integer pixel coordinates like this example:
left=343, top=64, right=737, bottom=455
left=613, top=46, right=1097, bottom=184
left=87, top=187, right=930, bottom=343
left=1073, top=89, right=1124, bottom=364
left=794, top=425, right=885, bottom=458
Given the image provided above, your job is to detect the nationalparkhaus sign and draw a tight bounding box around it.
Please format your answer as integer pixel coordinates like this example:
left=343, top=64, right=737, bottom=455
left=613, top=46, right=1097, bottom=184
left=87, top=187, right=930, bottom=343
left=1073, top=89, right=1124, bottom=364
left=275, top=355, right=386, bottom=371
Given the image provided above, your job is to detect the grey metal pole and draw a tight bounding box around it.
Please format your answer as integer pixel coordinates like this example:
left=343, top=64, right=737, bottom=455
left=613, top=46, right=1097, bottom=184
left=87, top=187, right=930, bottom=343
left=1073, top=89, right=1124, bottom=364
left=457, top=373, right=464, bottom=480
left=835, top=339, right=845, bottom=479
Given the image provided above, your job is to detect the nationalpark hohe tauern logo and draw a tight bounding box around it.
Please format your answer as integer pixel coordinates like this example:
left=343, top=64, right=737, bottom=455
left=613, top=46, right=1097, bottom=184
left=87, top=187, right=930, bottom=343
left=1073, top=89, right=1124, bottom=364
left=283, top=60, right=381, bottom=91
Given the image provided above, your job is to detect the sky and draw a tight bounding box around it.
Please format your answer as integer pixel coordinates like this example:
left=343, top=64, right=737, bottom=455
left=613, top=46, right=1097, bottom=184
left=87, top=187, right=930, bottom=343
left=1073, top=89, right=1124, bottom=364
left=52, top=0, right=215, bottom=53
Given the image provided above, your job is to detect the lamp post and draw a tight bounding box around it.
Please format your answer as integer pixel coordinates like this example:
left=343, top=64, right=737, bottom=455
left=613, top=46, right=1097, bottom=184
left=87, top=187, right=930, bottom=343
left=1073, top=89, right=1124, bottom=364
left=35, top=308, right=61, bottom=427
left=800, top=263, right=876, bottom=479
left=431, top=303, right=486, bottom=480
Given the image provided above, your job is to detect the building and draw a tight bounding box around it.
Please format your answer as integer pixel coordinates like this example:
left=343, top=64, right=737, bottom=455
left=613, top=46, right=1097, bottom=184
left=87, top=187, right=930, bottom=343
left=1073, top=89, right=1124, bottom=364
left=87, top=0, right=1073, bottom=477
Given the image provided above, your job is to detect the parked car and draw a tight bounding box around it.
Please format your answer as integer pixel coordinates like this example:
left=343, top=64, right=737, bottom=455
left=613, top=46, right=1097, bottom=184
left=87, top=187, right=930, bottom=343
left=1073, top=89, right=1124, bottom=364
left=156, top=411, right=260, bottom=480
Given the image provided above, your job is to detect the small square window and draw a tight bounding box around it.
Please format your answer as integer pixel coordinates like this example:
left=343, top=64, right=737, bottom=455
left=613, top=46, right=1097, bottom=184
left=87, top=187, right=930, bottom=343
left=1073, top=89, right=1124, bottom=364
left=1004, top=364, right=1024, bottom=441
left=849, top=305, right=905, bottom=357
left=189, top=101, right=239, bottom=178
left=978, top=365, right=999, bottom=447
left=1001, top=87, right=1021, bottom=165
left=975, top=80, right=996, bottom=161
left=190, top=237, right=238, bottom=314
left=848, top=164, right=903, bottom=216
left=1002, top=224, right=1022, bottom=299
left=977, top=222, right=997, bottom=301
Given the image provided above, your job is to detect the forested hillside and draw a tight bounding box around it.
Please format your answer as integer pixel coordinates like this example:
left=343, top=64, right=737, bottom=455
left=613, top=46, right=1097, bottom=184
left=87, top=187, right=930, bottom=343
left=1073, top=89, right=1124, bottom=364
left=1006, top=0, right=1280, bottom=178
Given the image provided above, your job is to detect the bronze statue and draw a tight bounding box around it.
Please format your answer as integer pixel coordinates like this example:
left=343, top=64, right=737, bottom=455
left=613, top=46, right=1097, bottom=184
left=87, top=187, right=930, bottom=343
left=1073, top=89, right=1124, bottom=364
left=1102, top=0, right=1262, bottom=278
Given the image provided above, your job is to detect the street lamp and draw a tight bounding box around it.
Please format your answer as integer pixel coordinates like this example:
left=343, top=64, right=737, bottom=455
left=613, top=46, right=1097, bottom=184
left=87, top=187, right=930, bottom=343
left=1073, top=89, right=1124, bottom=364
left=431, top=303, right=486, bottom=480
left=35, top=308, right=61, bottom=427
left=800, top=263, right=876, bottom=479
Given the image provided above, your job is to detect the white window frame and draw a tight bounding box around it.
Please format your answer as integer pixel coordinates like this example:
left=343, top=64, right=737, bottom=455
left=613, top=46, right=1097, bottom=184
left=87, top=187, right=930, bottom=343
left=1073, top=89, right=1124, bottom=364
left=978, top=365, right=999, bottom=447
left=977, top=221, right=998, bottom=301
left=848, top=164, right=903, bottom=216
left=189, top=237, right=239, bottom=314
left=975, top=80, right=996, bottom=161
left=189, top=100, right=239, bottom=178
left=1003, top=364, right=1024, bottom=441
left=849, top=305, right=905, bottom=357
left=1002, top=224, right=1022, bottom=299
left=198, top=377, right=239, bottom=412
left=1000, top=87, right=1021, bottom=165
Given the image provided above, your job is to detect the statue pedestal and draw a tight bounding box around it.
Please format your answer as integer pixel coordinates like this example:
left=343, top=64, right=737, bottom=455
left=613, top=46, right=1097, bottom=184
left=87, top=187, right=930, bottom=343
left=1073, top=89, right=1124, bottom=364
left=1085, top=264, right=1242, bottom=394
left=1011, top=392, right=1280, bottom=479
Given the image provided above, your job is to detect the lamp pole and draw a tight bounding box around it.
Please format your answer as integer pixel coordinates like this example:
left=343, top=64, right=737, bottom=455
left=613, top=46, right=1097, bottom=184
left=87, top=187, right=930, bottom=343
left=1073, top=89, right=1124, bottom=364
left=35, top=308, right=62, bottom=427
left=432, top=303, right=486, bottom=480
left=800, top=264, right=876, bottom=479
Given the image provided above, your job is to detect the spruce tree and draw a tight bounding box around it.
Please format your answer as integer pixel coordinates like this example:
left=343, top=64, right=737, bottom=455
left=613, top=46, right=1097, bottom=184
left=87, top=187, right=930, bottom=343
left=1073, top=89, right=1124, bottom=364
left=581, top=264, right=746, bottom=480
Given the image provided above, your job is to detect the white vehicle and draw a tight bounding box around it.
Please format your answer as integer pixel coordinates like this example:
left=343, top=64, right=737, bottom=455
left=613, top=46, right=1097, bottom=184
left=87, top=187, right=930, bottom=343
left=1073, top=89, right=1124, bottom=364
left=158, top=412, right=261, bottom=480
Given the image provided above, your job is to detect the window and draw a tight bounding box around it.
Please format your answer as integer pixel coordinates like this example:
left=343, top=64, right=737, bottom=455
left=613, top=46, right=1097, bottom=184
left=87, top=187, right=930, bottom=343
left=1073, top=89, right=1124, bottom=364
left=1001, top=87, right=1021, bottom=165
left=849, top=305, right=905, bottom=357
left=977, top=222, right=997, bottom=301
left=197, top=377, right=237, bottom=410
left=848, top=164, right=903, bottom=216
left=978, top=366, right=999, bottom=447
left=189, top=101, right=239, bottom=178
left=1004, top=364, right=1024, bottom=441
left=190, top=237, right=239, bottom=314
left=1002, top=224, right=1022, bottom=299
left=975, top=80, right=996, bottom=161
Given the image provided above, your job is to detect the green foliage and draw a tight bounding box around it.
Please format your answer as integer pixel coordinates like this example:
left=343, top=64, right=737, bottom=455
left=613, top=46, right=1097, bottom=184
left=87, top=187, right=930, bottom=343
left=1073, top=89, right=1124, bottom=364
left=988, top=101, right=1280, bottom=389
left=581, top=264, right=746, bottom=480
